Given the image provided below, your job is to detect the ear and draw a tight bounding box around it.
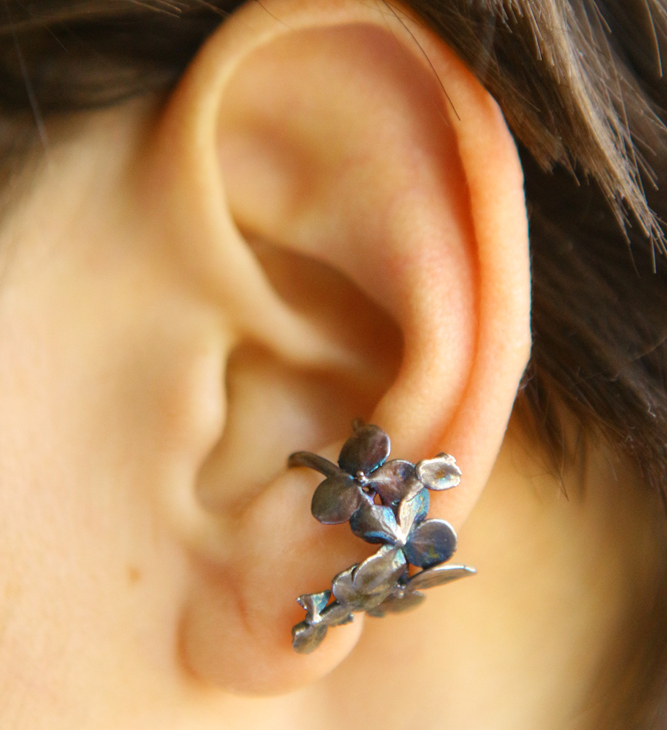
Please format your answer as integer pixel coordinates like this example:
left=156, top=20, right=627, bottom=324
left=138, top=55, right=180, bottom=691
left=143, top=0, right=530, bottom=695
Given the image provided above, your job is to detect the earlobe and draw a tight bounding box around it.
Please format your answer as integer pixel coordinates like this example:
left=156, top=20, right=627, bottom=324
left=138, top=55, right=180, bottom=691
left=143, top=0, right=530, bottom=694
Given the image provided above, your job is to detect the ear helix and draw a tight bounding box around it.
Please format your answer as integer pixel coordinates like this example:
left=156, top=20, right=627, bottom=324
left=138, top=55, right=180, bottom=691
left=288, top=420, right=475, bottom=653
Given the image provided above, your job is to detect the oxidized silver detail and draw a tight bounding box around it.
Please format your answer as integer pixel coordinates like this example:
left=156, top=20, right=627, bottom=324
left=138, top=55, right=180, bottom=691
left=288, top=421, right=476, bottom=654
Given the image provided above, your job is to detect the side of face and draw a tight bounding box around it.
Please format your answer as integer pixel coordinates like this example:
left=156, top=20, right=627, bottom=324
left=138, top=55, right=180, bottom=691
left=0, top=1, right=558, bottom=726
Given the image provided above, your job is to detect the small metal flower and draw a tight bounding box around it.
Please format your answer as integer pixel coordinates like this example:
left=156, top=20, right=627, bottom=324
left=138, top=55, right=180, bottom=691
left=349, top=487, right=458, bottom=568
left=288, top=421, right=475, bottom=654
left=289, top=421, right=391, bottom=523
left=289, top=420, right=464, bottom=523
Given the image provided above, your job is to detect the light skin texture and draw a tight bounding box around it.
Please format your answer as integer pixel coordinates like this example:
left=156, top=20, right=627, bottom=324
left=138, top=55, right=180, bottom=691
left=0, top=1, right=662, bottom=728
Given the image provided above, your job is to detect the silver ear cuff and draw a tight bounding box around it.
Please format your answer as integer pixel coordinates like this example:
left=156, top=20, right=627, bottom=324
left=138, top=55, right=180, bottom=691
left=288, top=420, right=476, bottom=654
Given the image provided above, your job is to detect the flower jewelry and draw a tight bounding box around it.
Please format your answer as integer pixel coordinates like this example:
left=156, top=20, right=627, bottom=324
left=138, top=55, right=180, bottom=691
left=288, top=420, right=476, bottom=654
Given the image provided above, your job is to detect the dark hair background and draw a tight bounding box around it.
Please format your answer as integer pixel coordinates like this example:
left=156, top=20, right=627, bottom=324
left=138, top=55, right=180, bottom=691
left=0, top=1, right=666, bottom=727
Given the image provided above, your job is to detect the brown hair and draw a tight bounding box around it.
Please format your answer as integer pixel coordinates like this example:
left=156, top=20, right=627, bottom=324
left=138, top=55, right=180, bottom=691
left=0, top=0, right=666, bottom=726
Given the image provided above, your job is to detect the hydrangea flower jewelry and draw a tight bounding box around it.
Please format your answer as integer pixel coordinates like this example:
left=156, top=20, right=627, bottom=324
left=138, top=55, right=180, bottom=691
left=288, top=420, right=476, bottom=654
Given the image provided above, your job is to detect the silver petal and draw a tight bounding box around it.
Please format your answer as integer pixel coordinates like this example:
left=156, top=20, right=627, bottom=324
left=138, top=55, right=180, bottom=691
left=403, top=518, right=458, bottom=568
left=406, top=563, right=477, bottom=592
left=296, top=590, right=331, bottom=622
left=338, top=424, right=390, bottom=476
left=397, top=488, right=430, bottom=536
left=332, top=550, right=406, bottom=613
left=352, top=544, right=407, bottom=598
left=349, top=500, right=403, bottom=544
left=416, top=454, right=462, bottom=491
left=402, top=473, right=428, bottom=502
left=331, top=565, right=364, bottom=610
left=292, top=621, right=328, bottom=654
left=366, top=587, right=426, bottom=617
left=311, top=473, right=363, bottom=524
left=320, top=601, right=354, bottom=627
left=367, top=459, right=416, bottom=505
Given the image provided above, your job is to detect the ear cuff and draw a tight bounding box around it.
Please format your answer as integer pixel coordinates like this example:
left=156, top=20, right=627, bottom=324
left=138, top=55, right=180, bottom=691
left=288, top=420, right=476, bottom=654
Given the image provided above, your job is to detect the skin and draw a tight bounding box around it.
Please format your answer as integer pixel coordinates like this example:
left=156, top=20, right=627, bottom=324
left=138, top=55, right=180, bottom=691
left=0, top=1, right=662, bottom=727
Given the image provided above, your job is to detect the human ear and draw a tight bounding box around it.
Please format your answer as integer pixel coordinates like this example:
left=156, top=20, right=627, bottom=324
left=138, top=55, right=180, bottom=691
left=141, top=0, right=530, bottom=695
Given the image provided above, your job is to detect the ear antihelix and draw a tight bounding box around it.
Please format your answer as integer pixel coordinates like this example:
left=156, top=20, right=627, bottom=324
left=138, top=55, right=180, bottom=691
left=215, top=18, right=479, bottom=449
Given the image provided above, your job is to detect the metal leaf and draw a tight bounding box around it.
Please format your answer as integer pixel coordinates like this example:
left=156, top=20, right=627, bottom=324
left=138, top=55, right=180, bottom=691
left=366, top=587, right=426, bottom=617
left=292, top=620, right=328, bottom=654
left=397, top=488, right=430, bottom=536
left=332, top=564, right=388, bottom=612
left=402, top=473, right=429, bottom=502
left=406, top=563, right=476, bottom=593
left=311, top=473, right=363, bottom=524
left=321, top=601, right=354, bottom=627
left=403, top=519, right=458, bottom=568
left=367, top=459, right=416, bottom=505
left=349, top=500, right=403, bottom=544
left=338, top=424, right=390, bottom=476
left=296, top=590, right=331, bottom=622
left=352, top=544, right=406, bottom=598
left=331, top=565, right=364, bottom=610
left=416, top=454, right=462, bottom=491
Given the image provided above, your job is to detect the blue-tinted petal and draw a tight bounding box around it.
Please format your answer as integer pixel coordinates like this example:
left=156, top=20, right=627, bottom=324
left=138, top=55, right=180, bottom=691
left=367, top=459, right=416, bottom=505
left=397, top=488, right=430, bottom=535
left=292, top=620, right=328, bottom=654
left=296, top=590, right=331, bottom=622
left=338, top=424, right=390, bottom=476
left=350, top=500, right=402, bottom=544
left=403, top=519, right=458, bottom=568
left=311, top=473, right=363, bottom=524
left=416, top=454, right=462, bottom=491
left=406, top=563, right=476, bottom=593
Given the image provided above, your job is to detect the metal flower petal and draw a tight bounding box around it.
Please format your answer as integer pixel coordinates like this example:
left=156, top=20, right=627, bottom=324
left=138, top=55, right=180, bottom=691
left=366, top=459, right=418, bottom=505
left=320, top=601, right=354, bottom=627
left=311, top=472, right=364, bottom=524
left=368, top=564, right=475, bottom=618
left=403, top=518, right=458, bottom=568
left=292, top=620, right=328, bottom=653
left=292, top=590, right=333, bottom=654
left=397, top=488, right=430, bottom=536
left=366, top=584, right=426, bottom=617
left=331, top=565, right=365, bottom=610
left=352, top=544, right=407, bottom=597
left=406, top=563, right=476, bottom=592
left=349, top=500, right=403, bottom=544
left=338, top=423, right=390, bottom=476
left=332, top=545, right=407, bottom=612
left=416, top=453, right=462, bottom=491
left=296, top=590, right=331, bottom=622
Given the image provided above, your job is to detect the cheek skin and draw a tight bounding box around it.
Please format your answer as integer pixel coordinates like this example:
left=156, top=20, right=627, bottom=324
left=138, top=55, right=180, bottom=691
left=0, top=106, right=232, bottom=725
